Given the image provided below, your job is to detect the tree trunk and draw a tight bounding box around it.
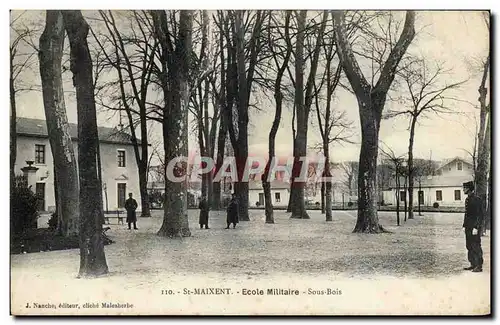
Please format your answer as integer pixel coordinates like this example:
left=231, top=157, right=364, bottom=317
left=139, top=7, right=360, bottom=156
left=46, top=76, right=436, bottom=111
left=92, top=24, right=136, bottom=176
left=407, top=116, right=417, bottom=219
left=333, top=10, right=414, bottom=233
left=156, top=10, right=193, bottom=237
left=352, top=102, right=383, bottom=232
left=418, top=179, right=422, bottom=216
left=212, top=123, right=226, bottom=210
left=395, top=173, right=400, bottom=226
left=477, top=114, right=490, bottom=236
left=40, top=10, right=80, bottom=237
left=62, top=10, right=108, bottom=277
left=404, top=175, right=408, bottom=222
left=321, top=181, right=325, bottom=213
left=10, top=57, right=17, bottom=186
left=476, top=56, right=490, bottom=236
left=324, top=149, right=332, bottom=221
left=290, top=10, right=309, bottom=220
left=138, top=163, right=150, bottom=218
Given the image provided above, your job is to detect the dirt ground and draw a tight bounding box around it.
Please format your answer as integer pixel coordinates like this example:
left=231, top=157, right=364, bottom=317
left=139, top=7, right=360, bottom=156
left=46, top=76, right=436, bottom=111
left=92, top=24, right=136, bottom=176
left=11, top=209, right=490, bottom=315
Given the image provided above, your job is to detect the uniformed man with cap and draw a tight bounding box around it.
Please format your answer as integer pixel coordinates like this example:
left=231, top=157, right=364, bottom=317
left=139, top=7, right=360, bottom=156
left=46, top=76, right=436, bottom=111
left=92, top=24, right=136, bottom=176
left=462, top=181, right=484, bottom=272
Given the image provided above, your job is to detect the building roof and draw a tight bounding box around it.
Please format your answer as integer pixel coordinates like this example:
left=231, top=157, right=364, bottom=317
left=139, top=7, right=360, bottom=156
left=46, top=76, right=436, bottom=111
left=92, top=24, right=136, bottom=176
left=16, top=117, right=140, bottom=145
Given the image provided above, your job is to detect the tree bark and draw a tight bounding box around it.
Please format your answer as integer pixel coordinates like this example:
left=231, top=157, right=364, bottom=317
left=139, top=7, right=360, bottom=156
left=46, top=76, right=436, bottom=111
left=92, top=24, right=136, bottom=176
left=404, top=175, right=408, bottom=222
left=476, top=56, right=490, bottom=236
left=407, top=116, right=417, bottom=219
left=353, top=103, right=383, bottom=232
left=212, top=123, right=226, bottom=210
left=395, top=171, right=400, bottom=226
left=321, top=181, right=325, bottom=213
left=290, top=10, right=309, bottom=219
left=62, top=10, right=108, bottom=277
left=10, top=53, right=17, bottom=186
left=333, top=10, right=415, bottom=233
left=39, top=10, right=80, bottom=237
left=154, top=10, right=193, bottom=237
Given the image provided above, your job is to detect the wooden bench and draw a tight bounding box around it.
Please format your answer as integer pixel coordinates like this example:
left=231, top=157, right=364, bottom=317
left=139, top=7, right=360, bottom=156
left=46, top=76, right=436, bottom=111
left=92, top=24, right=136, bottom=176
left=104, top=210, right=125, bottom=225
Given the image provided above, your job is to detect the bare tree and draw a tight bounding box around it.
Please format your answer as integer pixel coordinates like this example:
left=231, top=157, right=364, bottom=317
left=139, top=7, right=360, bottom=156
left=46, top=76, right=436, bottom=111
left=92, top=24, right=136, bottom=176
left=190, top=11, right=219, bottom=209
left=62, top=10, right=109, bottom=277
left=91, top=10, right=158, bottom=218
left=385, top=57, right=466, bottom=220
left=332, top=10, right=415, bottom=233
left=313, top=27, right=355, bottom=220
left=260, top=10, right=293, bottom=224
left=39, top=10, right=79, bottom=237
left=289, top=10, right=328, bottom=219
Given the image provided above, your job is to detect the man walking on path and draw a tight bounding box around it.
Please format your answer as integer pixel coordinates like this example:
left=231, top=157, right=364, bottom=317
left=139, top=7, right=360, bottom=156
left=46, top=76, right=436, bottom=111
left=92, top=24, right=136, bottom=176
left=462, top=181, right=484, bottom=272
left=125, top=193, right=138, bottom=230
left=198, top=196, right=210, bottom=229
left=226, top=193, right=239, bottom=229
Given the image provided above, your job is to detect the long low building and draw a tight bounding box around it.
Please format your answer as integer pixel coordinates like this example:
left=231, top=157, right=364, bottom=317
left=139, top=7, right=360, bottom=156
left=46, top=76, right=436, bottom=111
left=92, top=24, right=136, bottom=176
left=381, top=157, right=475, bottom=208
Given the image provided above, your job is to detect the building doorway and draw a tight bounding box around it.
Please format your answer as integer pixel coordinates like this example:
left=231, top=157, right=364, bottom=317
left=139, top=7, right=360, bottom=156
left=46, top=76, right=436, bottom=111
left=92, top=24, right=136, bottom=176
left=258, top=193, right=264, bottom=206
left=35, top=182, right=45, bottom=211
left=117, top=183, right=126, bottom=208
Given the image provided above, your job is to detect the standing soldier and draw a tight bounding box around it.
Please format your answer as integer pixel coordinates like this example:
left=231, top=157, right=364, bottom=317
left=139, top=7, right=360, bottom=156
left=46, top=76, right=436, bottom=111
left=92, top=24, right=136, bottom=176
left=462, top=181, right=484, bottom=272
left=226, top=193, right=239, bottom=229
left=125, top=192, right=138, bottom=230
left=198, top=196, right=210, bottom=229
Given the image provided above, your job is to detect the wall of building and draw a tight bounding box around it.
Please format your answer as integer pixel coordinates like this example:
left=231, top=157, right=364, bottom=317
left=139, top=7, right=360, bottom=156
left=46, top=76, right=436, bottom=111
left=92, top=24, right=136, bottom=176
left=248, top=188, right=290, bottom=208
left=15, top=136, right=141, bottom=213
left=383, top=186, right=467, bottom=207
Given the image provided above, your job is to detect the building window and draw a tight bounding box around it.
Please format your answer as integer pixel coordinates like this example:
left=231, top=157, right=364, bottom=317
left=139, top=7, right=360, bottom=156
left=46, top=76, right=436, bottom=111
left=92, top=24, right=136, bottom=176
left=457, top=161, right=463, bottom=171
left=436, top=190, right=442, bottom=201
left=117, top=150, right=126, bottom=167
left=35, top=144, right=45, bottom=164
left=455, top=190, right=461, bottom=201
left=275, top=192, right=281, bottom=203
left=400, top=191, right=406, bottom=202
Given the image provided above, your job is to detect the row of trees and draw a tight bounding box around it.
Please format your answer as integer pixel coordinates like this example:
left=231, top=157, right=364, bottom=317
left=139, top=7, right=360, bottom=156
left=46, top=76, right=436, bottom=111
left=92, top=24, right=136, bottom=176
left=10, top=10, right=490, bottom=276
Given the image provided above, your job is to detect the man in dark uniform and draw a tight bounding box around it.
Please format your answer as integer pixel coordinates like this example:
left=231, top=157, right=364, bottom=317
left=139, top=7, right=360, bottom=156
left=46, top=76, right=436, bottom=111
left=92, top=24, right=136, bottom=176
left=125, top=192, right=138, bottom=230
left=226, top=193, right=239, bottom=229
left=462, top=181, right=484, bottom=272
left=198, top=196, right=210, bottom=229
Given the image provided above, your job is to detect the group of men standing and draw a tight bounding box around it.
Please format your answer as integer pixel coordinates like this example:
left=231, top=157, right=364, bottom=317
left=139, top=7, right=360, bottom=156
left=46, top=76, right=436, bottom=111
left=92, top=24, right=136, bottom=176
left=198, top=193, right=239, bottom=229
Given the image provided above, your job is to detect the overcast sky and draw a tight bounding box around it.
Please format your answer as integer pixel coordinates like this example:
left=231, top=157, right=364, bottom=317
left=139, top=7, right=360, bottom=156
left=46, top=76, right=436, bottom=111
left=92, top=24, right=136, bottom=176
left=12, top=10, right=489, bottom=164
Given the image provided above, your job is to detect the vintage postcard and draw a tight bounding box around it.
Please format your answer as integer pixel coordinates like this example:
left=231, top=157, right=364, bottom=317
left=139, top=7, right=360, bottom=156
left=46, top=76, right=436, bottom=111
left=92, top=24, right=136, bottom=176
left=9, top=9, right=490, bottom=316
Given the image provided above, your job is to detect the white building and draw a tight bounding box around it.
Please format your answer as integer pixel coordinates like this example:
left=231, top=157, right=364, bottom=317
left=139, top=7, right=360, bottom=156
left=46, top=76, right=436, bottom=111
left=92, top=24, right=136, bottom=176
left=382, top=157, right=474, bottom=207
left=248, top=180, right=291, bottom=208
left=15, top=117, right=141, bottom=213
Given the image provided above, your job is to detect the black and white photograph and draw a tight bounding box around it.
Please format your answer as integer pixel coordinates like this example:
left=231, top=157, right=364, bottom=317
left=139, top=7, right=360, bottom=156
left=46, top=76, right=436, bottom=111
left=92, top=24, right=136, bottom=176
left=8, top=7, right=491, bottom=316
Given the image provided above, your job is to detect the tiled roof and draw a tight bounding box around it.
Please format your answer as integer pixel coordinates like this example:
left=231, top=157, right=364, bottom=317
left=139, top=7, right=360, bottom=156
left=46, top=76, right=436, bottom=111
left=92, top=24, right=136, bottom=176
left=16, top=117, right=139, bottom=145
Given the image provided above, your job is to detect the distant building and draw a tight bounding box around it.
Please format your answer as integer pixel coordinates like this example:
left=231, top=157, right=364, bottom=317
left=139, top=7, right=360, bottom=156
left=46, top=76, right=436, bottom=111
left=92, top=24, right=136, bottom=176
left=248, top=180, right=290, bottom=208
left=382, top=157, right=474, bottom=207
left=15, top=117, right=141, bottom=213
